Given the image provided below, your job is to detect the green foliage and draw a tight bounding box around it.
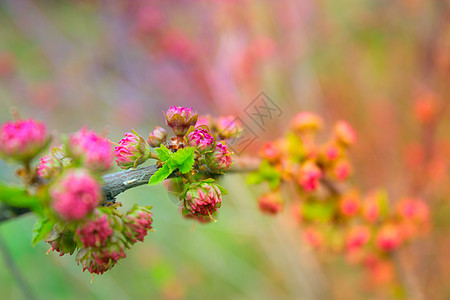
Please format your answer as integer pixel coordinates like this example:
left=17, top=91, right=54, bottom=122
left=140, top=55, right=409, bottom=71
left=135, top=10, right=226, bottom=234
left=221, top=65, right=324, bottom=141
left=247, top=159, right=281, bottom=190
left=302, top=201, right=336, bottom=222
left=0, top=183, right=43, bottom=215
left=32, top=216, right=56, bottom=247
left=149, top=145, right=195, bottom=185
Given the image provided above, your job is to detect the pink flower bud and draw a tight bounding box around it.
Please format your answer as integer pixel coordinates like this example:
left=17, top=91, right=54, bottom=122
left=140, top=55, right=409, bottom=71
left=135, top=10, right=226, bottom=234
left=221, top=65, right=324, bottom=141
left=37, top=155, right=60, bottom=178
left=186, top=128, right=214, bottom=152
left=260, top=141, right=282, bottom=163
left=181, top=181, right=222, bottom=218
left=76, top=242, right=126, bottom=275
left=333, top=160, right=352, bottom=181
left=375, top=224, right=403, bottom=252
left=196, top=115, right=213, bottom=128
left=291, top=112, right=323, bottom=133
left=182, top=208, right=213, bottom=224
left=346, top=226, right=371, bottom=252
left=297, top=161, right=322, bottom=192
left=339, top=193, right=361, bottom=217
left=215, top=116, right=243, bottom=140
left=322, top=143, right=340, bottom=162
left=123, top=205, right=153, bottom=244
left=362, top=191, right=381, bottom=222
left=396, top=198, right=430, bottom=223
left=0, top=119, right=48, bottom=162
left=303, top=227, right=323, bottom=249
left=257, top=192, right=283, bottom=215
left=68, top=128, right=113, bottom=171
left=164, top=106, right=198, bottom=136
left=206, top=142, right=233, bottom=172
left=147, top=126, right=167, bottom=147
left=77, top=214, right=113, bottom=248
left=334, top=121, right=357, bottom=146
left=50, top=169, right=102, bottom=221
left=114, top=132, right=151, bottom=169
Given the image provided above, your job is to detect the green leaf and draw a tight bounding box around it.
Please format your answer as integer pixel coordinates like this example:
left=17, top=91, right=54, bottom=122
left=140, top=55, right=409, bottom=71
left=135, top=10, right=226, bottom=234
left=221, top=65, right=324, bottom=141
left=0, top=183, right=42, bottom=214
left=154, top=144, right=173, bottom=162
left=32, top=217, right=56, bottom=246
left=170, top=147, right=195, bottom=174
left=302, top=201, right=335, bottom=222
left=246, top=160, right=281, bottom=190
left=148, top=164, right=173, bottom=186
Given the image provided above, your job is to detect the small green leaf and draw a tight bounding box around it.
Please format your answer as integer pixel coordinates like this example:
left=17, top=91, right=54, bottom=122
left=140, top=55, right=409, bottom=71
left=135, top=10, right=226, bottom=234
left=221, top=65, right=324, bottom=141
left=246, top=160, right=281, bottom=190
left=155, top=144, right=173, bottom=162
left=148, top=164, right=172, bottom=185
left=32, top=217, right=56, bottom=247
left=0, top=183, right=43, bottom=214
left=171, top=147, right=195, bottom=174
left=216, top=184, right=228, bottom=195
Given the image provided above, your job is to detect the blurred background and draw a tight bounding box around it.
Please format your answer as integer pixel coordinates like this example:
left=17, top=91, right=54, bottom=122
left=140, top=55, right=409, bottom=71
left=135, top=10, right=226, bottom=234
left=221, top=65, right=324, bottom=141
left=0, top=0, right=449, bottom=299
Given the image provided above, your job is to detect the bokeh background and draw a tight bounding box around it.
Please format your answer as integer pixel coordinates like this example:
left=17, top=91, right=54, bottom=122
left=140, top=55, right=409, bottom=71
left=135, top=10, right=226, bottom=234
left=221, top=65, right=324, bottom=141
left=0, top=0, right=449, bottom=299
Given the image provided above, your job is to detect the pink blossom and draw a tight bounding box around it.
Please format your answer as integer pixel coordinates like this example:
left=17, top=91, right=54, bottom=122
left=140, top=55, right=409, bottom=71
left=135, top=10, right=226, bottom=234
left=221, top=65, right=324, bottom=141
left=183, top=182, right=222, bottom=217
left=375, top=224, right=403, bottom=252
left=114, top=132, right=151, bottom=169
left=258, top=192, right=283, bottom=215
left=334, top=160, right=352, bottom=181
left=260, top=141, right=282, bottom=163
left=303, top=227, right=323, bottom=249
left=215, top=116, right=242, bottom=140
left=77, top=215, right=113, bottom=248
left=334, top=121, right=357, bottom=146
left=339, top=194, right=361, bottom=216
left=346, top=226, right=371, bottom=251
left=297, top=161, right=322, bottom=191
left=69, top=128, right=112, bottom=171
left=396, top=198, right=430, bottom=223
left=123, top=206, right=153, bottom=244
left=206, top=142, right=233, bottom=172
left=147, top=126, right=167, bottom=147
left=0, top=119, right=48, bottom=161
left=50, top=169, right=102, bottom=221
left=164, top=106, right=198, bottom=136
left=37, top=155, right=59, bottom=178
left=186, top=128, right=214, bottom=152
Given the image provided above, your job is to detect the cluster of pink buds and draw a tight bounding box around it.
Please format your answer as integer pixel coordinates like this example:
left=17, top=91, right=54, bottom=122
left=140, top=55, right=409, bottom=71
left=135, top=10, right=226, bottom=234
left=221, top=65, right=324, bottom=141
left=249, top=111, right=431, bottom=282
left=0, top=119, right=49, bottom=163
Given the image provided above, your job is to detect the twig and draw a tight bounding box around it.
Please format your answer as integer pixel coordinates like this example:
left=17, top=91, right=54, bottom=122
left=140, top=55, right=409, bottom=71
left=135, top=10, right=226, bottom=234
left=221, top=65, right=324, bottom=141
left=0, top=162, right=256, bottom=224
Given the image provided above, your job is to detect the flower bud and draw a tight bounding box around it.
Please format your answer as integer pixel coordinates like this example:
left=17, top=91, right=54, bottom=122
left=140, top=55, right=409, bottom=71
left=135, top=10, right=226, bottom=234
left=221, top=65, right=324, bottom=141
left=215, top=116, right=243, bottom=140
left=0, top=119, right=49, bottom=162
left=181, top=181, right=223, bottom=218
left=186, top=128, right=214, bottom=153
left=346, top=226, right=371, bottom=252
left=334, top=121, right=357, bottom=146
left=375, top=224, right=403, bottom=252
left=45, top=225, right=77, bottom=256
left=164, top=106, right=198, bottom=136
left=123, top=205, right=153, bottom=244
left=260, top=141, right=283, bottom=163
left=396, top=198, right=429, bottom=223
left=68, top=127, right=113, bottom=172
left=291, top=112, right=323, bottom=133
left=114, top=132, right=151, bottom=169
left=297, top=161, right=322, bottom=192
left=257, top=192, right=283, bottom=215
left=77, top=214, right=114, bottom=248
left=206, top=142, right=233, bottom=172
left=333, top=160, right=352, bottom=181
left=50, top=169, right=102, bottom=221
left=147, top=126, right=167, bottom=147
left=339, top=192, right=361, bottom=217
left=37, top=155, right=60, bottom=178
